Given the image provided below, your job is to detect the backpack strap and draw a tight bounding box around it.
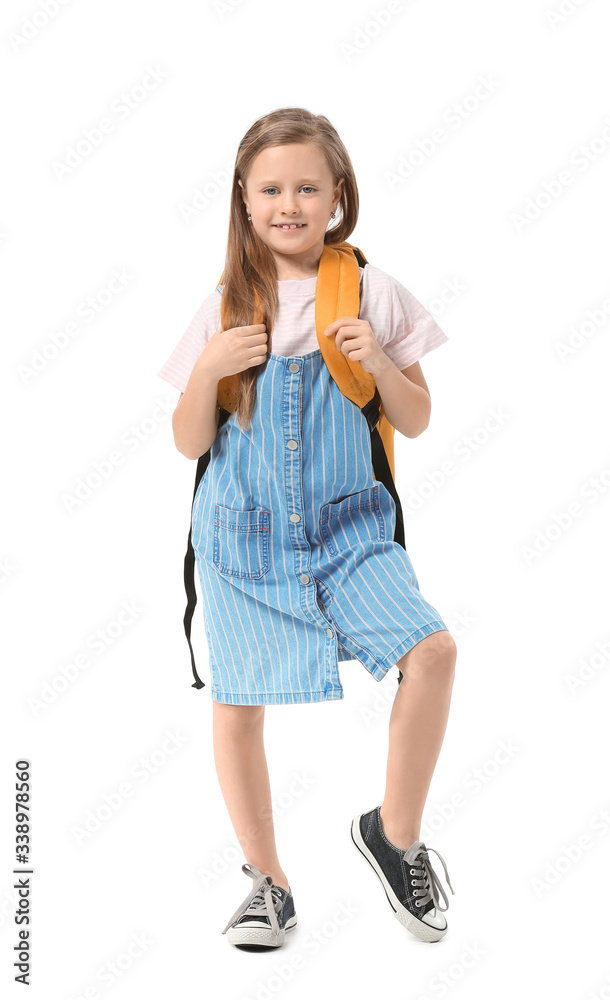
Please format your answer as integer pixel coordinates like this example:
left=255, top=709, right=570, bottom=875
left=183, top=455, right=208, bottom=688
left=182, top=407, right=230, bottom=689
left=361, top=393, right=406, bottom=550
left=355, top=257, right=406, bottom=552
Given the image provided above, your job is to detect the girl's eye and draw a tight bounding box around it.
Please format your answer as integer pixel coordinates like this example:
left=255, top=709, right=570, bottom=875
left=263, top=186, right=316, bottom=195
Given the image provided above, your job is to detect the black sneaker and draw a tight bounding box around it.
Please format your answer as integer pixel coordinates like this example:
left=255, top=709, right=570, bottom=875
left=351, top=806, right=455, bottom=942
left=221, top=863, right=297, bottom=949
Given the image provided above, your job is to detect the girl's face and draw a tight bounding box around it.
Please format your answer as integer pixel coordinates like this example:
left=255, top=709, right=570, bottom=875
left=238, top=143, right=344, bottom=277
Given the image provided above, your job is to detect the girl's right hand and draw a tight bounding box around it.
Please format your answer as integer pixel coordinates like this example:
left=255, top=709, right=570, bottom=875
left=197, top=324, right=268, bottom=381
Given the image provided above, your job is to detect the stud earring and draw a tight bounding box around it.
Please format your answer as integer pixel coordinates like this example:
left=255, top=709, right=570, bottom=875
left=247, top=214, right=251, bottom=221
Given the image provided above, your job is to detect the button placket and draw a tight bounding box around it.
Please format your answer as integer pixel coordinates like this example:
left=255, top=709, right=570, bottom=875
left=284, top=357, right=335, bottom=648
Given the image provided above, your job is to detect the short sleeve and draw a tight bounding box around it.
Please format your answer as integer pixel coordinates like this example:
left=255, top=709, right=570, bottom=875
left=156, top=288, right=222, bottom=393
left=373, top=268, right=449, bottom=371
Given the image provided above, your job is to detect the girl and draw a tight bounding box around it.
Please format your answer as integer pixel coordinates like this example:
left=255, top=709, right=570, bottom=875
left=157, top=107, right=457, bottom=950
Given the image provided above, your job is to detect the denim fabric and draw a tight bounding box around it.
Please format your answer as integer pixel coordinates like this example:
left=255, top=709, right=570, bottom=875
left=276, top=888, right=295, bottom=928
left=191, top=349, right=448, bottom=704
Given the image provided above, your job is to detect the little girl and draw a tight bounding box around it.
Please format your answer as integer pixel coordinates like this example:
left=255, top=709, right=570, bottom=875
left=158, top=107, right=457, bottom=950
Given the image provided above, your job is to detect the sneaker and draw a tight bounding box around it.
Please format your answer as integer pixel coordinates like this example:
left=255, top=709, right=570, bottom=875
left=350, top=806, right=455, bottom=942
left=221, top=863, right=297, bottom=949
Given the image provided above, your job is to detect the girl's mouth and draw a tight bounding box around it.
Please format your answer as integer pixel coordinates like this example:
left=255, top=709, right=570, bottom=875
left=273, top=224, right=305, bottom=232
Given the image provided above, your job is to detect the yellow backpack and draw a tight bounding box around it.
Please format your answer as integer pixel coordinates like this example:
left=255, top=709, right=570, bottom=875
left=184, top=241, right=406, bottom=689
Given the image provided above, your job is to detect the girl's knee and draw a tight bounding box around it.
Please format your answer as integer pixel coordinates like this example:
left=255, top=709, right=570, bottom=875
left=213, top=702, right=265, bottom=731
left=397, top=630, right=457, bottom=680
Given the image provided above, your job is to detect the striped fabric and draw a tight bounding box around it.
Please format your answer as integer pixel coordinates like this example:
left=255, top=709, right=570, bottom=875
left=156, top=263, right=448, bottom=394
left=158, top=264, right=450, bottom=703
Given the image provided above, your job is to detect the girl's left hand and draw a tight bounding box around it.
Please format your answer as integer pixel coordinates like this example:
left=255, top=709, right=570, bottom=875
left=324, top=317, right=389, bottom=376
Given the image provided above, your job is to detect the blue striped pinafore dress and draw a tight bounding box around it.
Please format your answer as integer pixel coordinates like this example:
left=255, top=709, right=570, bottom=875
left=190, top=347, right=449, bottom=705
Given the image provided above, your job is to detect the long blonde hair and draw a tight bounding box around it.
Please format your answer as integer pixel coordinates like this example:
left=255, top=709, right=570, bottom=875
left=218, top=106, right=360, bottom=430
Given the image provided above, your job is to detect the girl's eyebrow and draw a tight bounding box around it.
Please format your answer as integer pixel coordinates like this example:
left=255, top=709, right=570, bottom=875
left=256, top=178, right=323, bottom=185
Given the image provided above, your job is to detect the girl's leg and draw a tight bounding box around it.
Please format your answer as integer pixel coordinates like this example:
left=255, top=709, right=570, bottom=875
left=379, top=631, right=457, bottom=848
left=212, top=702, right=290, bottom=891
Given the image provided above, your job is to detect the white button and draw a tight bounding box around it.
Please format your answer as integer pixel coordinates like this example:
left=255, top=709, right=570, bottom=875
left=287, top=440, right=298, bottom=450
left=299, top=573, right=309, bottom=584
left=290, top=513, right=300, bottom=522
left=326, top=628, right=333, bottom=638
left=289, top=362, right=299, bottom=373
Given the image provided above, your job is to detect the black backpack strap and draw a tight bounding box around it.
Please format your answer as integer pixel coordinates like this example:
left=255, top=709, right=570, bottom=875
left=183, top=406, right=230, bottom=690
left=361, top=395, right=406, bottom=551
left=183, top=452, right=210, bottom=689
left=354, top=253, right=406, bottom=550
left=352, top=246, right=368, bottom=269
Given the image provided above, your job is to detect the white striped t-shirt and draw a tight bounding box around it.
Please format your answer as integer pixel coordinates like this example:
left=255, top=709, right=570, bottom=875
left=157, top=262, right=448, bottom=394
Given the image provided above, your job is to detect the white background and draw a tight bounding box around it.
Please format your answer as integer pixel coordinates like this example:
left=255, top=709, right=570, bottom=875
left=2, top=0, right=610, bottom=996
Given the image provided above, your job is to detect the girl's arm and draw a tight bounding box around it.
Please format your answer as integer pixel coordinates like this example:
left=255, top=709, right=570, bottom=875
left=172, top=358, right=220, bottom=459
left=374, top=357, right=432, bottom=439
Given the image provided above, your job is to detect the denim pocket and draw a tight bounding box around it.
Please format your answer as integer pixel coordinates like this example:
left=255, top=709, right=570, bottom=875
left=319, top=482, right=386, bottom=557
left=213, top=504, right=270, bottom=579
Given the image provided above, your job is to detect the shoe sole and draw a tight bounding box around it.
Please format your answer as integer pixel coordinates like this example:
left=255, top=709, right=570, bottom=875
left=226, top=914, right=297, bottom=948
left=350, top=814, right=447, bottom=943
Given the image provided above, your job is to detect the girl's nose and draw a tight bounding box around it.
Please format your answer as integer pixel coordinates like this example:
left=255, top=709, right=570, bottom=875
left=279, top=198, right=300, bottom=214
